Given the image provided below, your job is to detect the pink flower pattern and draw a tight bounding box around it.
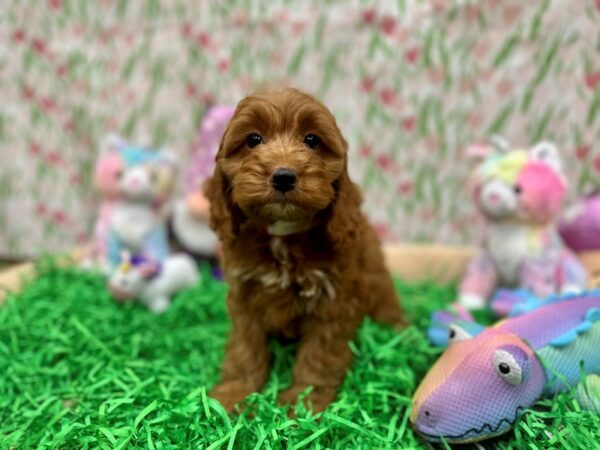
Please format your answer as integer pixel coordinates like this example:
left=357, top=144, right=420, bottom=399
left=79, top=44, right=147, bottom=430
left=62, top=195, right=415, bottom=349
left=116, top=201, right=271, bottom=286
left=1, top=0, right=599, bottom=257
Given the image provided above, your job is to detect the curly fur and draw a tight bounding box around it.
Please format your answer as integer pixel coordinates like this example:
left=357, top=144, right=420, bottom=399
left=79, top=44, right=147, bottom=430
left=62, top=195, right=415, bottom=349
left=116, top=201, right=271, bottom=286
left=205, top=88, right=403, bottom=413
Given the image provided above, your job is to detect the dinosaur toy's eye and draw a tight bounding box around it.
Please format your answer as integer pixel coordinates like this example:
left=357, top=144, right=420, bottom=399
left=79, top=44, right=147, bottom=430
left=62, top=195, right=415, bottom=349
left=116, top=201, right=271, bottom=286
left=448, top=324, right=472, bottom=343
left=514, top=184, right=522, bottom=194
left=493, top=349, right=525, bottom=385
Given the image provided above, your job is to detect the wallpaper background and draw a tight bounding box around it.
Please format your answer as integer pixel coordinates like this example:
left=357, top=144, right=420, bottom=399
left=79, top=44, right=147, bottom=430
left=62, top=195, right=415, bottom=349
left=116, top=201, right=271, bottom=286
left=1, top=0, right=600, bottom=258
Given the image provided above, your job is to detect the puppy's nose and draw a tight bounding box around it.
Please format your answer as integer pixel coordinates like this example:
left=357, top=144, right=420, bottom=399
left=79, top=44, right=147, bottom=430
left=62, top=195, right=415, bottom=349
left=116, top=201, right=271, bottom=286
left=271, top=168, right=297, bottom=192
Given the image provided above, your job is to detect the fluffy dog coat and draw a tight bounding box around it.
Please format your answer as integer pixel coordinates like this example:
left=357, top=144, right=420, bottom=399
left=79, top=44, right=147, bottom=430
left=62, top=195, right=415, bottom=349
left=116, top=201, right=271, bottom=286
left=205, top=88, right=403, bottom=413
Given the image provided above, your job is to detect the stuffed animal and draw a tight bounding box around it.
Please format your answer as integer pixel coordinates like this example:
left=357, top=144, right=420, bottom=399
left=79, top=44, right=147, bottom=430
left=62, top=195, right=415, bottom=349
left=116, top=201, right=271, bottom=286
left=170, top=106, right=234, bottom=265
left=90, top=135, right=178, bottom=270
left=559, top=192, right=600, bottom=252
left=108, top=252, right=199, bottom=313
left=412, top=291, right=600, bottom=444
left=458, top=140, right=587, bottom=310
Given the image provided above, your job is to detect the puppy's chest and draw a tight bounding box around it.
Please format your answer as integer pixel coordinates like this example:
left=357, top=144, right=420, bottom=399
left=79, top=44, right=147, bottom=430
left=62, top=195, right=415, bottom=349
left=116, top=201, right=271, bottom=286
left=231, top=237, right=337, bottom=303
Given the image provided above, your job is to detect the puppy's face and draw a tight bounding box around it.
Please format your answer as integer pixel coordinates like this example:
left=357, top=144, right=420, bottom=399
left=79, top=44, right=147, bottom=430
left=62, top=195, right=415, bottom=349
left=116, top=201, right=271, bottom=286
left=216, top=89, right=347, bottom=223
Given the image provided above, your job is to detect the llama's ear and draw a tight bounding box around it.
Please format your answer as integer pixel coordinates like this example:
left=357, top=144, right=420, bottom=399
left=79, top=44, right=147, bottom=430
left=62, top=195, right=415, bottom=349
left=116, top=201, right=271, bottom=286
left=530, top=141, right=561, bottom=173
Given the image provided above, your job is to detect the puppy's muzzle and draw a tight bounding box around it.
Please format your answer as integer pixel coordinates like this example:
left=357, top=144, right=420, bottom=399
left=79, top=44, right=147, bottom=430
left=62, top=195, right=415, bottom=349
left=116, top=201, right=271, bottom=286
left=271, top=168, right=297, bottom=193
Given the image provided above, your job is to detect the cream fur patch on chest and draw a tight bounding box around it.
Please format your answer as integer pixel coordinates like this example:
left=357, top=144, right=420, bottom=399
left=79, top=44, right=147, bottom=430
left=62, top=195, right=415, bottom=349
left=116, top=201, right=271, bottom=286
left=230, top=237, right=336, bottom=301
left=267, top=220, right=309, bottom=236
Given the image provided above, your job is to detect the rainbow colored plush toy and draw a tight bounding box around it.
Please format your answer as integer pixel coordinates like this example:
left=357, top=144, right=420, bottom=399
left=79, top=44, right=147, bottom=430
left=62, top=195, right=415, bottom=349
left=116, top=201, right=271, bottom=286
left=458, top=140, right=587, bottom=310
left=412, top=291, right=600, bottom=444
left=89, top=135, right=178, bottom=270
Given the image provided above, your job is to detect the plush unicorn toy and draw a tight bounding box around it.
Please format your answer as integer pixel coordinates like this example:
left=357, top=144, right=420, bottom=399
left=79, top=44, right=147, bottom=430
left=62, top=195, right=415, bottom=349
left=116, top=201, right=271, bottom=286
left=108, top=252, right=199, bottom=313
left=458, top=140, right=587, bottom=311
left=90, top=135, right=178, bottom=271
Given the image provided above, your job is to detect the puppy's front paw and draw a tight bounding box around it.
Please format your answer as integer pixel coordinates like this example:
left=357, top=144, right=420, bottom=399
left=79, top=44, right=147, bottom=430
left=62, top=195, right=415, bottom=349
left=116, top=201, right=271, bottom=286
left=278, top=385, right=336, bottom=414
left=210, top=380, right=256, bottom=412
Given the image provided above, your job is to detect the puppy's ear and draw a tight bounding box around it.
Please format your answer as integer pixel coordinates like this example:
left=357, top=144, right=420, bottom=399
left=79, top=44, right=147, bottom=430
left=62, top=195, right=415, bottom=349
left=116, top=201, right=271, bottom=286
left=327, top=160, right=363, bottom=250
left=203, top=166, right=239, bottom=243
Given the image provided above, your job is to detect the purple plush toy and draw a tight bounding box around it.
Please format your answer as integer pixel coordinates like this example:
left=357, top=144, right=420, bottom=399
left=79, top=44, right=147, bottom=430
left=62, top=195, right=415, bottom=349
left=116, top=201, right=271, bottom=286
left=170, top=105, right=234, bottom=267
left=184, top=105, right=236, bottom=195
left=559, top=192, right=600, bottom=252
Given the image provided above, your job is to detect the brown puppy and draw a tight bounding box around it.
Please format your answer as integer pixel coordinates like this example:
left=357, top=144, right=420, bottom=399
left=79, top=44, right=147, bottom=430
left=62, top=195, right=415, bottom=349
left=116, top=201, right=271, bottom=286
left=205, top=88, right=403, bottom=413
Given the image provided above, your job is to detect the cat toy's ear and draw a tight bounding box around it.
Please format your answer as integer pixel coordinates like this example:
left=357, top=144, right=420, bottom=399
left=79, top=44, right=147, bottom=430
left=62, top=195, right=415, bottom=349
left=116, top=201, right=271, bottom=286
left=490, top=135, right=510, bottom=153
left=464, top=135, right=509, bottom=162
left=529, top=141, right=562, bottom=173
left=101, top=134, right=126, bottom=155
left=159, top=149, right=180, bottom=169
left=465, top=142, right=495, bottom=161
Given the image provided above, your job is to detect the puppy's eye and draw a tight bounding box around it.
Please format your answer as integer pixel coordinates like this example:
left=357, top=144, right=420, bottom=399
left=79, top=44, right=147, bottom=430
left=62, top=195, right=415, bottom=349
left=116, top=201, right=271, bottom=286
left=304, top=134, right=321, bottom=150
left=245, top=133, right=263, bottom=149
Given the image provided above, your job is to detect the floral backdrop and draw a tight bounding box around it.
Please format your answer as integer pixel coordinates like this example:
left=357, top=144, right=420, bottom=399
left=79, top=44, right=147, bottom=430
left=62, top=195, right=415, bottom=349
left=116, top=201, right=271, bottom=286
left=1, top=0, right=600, bottom=258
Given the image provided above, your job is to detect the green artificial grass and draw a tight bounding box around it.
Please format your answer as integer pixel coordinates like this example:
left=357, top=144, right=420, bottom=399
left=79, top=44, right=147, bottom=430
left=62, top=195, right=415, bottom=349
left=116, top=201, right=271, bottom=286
left=1, top=260, right=599, bottom=449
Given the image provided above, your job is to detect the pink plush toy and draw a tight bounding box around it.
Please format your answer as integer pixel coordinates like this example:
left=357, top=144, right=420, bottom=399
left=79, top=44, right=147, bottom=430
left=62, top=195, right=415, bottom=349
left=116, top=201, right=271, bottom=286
left=459, top=140, right=587, bottom=310
left=170, top=106, right=234, bottom=262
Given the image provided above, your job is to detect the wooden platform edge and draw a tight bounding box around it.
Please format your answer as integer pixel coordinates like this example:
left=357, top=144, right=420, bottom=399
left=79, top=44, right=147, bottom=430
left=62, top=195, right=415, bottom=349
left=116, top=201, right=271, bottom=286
left=1, top=244, right=599, bottom=304
left=0, top=248, right=89, bottom=304
left=0, top=261, right=36, bottom=303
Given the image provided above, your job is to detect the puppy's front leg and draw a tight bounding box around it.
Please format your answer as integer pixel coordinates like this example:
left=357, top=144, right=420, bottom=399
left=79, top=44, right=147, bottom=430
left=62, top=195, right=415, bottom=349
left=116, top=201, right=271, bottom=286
left=210, top=294, right=269, bottom=412
left=279, top=315, right=359, bottom=413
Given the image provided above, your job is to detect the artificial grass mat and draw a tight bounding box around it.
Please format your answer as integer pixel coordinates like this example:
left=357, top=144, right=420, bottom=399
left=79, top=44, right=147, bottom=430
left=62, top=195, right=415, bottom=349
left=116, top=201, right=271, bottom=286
left=1, top=261, right=599, bottom=449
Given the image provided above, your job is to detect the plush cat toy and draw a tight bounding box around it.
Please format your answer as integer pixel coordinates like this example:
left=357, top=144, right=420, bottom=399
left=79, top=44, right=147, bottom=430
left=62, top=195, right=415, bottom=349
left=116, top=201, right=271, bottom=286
left=458, top=140, right=587, bottom=311
left=90, top=135, right=178, bottom=270
left=170, top=105, right=234, bottom=265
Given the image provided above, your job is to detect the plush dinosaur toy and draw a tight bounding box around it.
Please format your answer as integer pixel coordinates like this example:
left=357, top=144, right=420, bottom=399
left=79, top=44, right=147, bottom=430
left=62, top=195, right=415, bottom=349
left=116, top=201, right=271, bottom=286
left=459, top=140, right=587, bottom=310
left=412, top=291, right=600, bottom=444
left=90, top=135, right=178, bottom=270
